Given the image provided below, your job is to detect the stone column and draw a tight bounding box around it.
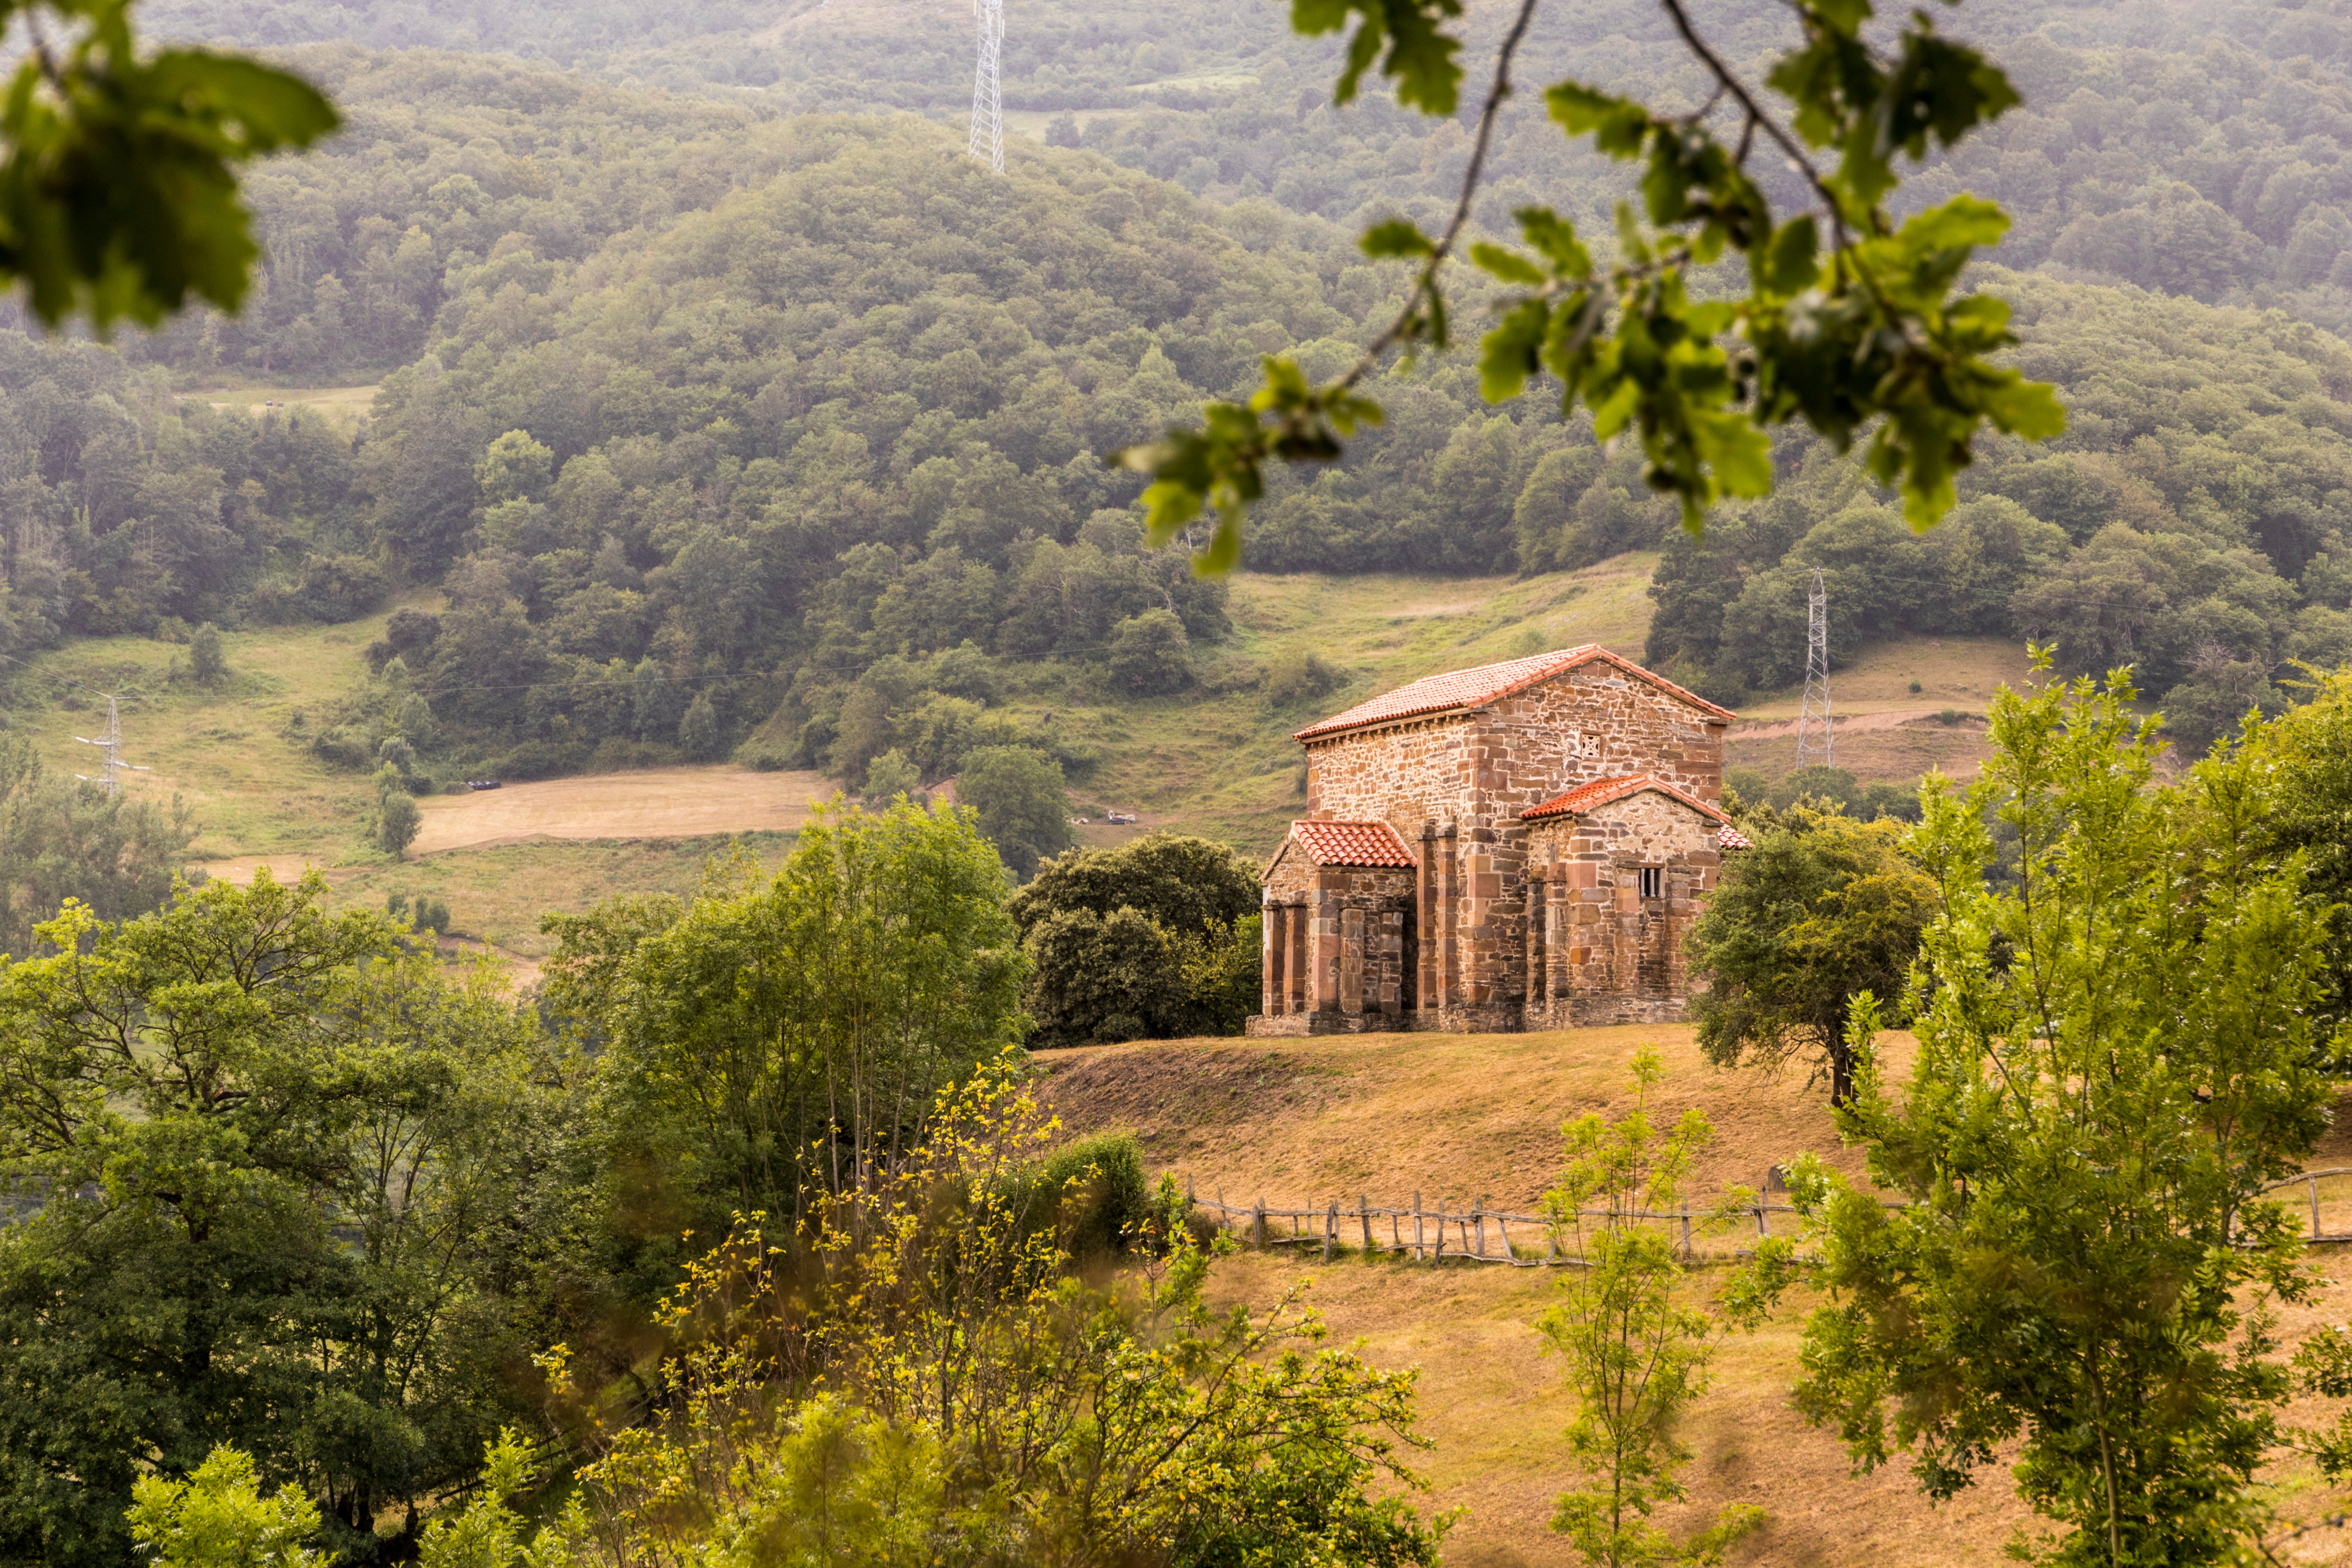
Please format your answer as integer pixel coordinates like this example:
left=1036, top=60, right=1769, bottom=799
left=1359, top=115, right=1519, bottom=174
left=1263, top=898, right=1286, bottom=1015
left=1298, top=893, right=1317, bottom=1020
left=1416, top=822, right=1437, bottom=1014
left=1523, top=865, right=1545, bottom=1027
left=1437, top=822, right=1458, bottom=1011
left=1340, top=906, right=1365, bottom=1016
left=1544, top=868, right=1569, bottom=1011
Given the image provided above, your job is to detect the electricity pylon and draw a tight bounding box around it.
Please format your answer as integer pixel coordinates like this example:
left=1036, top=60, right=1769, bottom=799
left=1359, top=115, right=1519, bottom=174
left=967, top=0, right=1004, bottom=174
left=73, top=694, right=152, bottom=797
left=1794, top=570, right=1834, bottom=771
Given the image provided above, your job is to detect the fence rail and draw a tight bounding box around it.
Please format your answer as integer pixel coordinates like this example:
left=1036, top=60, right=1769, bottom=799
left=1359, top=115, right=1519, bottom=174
left=1184, top=1179, right=1800, bottom=1267
left=1186, top=1168, right=2352, bottom=1267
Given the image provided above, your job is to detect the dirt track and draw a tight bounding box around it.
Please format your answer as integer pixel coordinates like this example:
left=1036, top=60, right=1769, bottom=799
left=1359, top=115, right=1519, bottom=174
left=412, top=766, right=836, bottom=854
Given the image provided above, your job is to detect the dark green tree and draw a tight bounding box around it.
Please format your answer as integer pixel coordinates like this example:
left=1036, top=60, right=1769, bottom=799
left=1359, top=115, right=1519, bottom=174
left=677, top=690, right=723, bottom=761
left=0, top=872, right=541, bottom=1565
left=1686, top=804, right=1937, bottom=1104
left=1107, top=607, right=1192, bottom=694
left=955, top=745, right=1072, bottom=880
left=1008, top=833, right=1263, bottom=1047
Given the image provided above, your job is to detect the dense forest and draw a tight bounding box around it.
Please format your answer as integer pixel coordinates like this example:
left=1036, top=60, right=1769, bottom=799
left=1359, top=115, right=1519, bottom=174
left=0, top=0, right=2347, bottom=789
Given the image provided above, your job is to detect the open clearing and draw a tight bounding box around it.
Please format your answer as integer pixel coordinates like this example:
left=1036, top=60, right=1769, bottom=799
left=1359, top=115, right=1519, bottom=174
left=413, top=767, right=834, bottom=854
left=1045, top=1028, right=2352, bottom=1568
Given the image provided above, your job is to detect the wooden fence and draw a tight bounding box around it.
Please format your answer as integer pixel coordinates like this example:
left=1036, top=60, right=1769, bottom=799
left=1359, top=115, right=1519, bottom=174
left=1188, top=1168, right=2352, bottom=1268
left=1184, top=1179, right=1798, bottom=1267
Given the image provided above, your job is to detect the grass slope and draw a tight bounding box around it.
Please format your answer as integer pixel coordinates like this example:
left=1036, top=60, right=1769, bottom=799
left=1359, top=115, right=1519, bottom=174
left=1042, top=1027, right=2352, bottom=1568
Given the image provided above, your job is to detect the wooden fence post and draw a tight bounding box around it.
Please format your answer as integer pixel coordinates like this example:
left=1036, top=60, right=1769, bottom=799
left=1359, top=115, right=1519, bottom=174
left=1680, top=1204, right=1692, bottom=1258
left=1756, top=1203, right=1767, bottom=1241
left=1413, top=1192, right=1424, bottom=1261
left=1434, top=1199, right=1446, bottom=1260
left=1360, top=1194, right=1373, bottom=1254
left=1325, top=1199, right=1337, bottom=1262
left=1473, top=1198, right=1486, bottom=1261
left=1253, top=1197, right=1265, bottom=1248
left=2314, top=1176, right=2323, bottom=1242
left=1497, top=1213, right=1512, bottom=1262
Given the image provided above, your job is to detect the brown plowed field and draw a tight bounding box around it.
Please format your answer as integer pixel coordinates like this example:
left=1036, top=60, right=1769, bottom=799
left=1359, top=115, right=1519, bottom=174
left=411, top=766, right=836, bottom=854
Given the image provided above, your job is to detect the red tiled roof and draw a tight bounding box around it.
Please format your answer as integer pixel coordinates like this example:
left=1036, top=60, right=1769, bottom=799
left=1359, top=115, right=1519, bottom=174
left=1286, top=819, right=1418, bottom=868
left=1520, top=773, right=1730, bottom=825
left=1717, top=823, right=1754, bottom=852
left=1293, top=645, right=1735, bottom=741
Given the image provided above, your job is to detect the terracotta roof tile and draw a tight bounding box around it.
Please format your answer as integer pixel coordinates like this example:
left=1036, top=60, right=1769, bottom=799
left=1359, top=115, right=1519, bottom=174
left=1716, top=823, right=1755, bottom=852
left=1294, top=645, right=1734, bottom=741
left=1520, top=773, right=1730, bottom=825
left=1287, top=819, right=1418, bottom=868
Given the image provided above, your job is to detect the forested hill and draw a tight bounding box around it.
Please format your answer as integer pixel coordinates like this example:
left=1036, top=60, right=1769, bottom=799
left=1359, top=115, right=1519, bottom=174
left=0, top=45, right=2347, bottom=792
left=145, top=0, right=2352, bottom=337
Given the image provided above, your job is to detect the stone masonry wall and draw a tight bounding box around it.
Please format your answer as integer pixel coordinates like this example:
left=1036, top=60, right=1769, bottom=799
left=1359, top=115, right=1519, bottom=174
left=1248, top=849, right=1415, bottom=1036
left=1284, top=658, right=1729, bottom=1034
left=1521, top=791, right=1720, bottom=1027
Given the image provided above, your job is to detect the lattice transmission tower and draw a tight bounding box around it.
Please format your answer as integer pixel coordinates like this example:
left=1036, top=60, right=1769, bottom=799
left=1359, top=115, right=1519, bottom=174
left=74, top=694, right=151, bottom=798
left=1794, top=569, right=1834, bottom=771
left=968, top=0, right=1005, bottom=174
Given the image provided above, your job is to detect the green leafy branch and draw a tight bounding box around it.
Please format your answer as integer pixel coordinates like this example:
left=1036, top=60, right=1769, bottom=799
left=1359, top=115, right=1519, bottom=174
left=1114, top=0, right=2065, bottom=573
left=0, top=0, right=339, bottom=330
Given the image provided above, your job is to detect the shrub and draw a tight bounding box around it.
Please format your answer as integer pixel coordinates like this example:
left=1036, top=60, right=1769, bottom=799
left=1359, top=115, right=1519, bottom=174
left=1007, top=1132, right=1152, bottom=1259
left=1107, top=608, right=1192, bottom=695
left=299, top=552, right=387, bottom=622
left=189, top=623, right=227, bottom=685
left=1264, top=646, right=1341, bottom=707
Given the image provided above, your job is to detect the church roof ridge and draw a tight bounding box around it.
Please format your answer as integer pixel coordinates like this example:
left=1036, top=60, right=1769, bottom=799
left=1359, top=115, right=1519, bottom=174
left=1520, top=772, right=1731, bottom=825
left=1293, top=645, right=1735, bottom=741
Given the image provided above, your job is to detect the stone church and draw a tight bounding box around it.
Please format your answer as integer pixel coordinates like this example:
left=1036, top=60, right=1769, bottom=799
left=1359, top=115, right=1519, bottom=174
left=1248, top=644, right=1748, bottom=1035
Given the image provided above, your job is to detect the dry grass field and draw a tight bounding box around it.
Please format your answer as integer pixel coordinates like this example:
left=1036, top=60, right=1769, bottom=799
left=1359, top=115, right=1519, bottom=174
left=411, top=767, right=835, bottom=853
left=1041, top=1028, right=2352, bottom=1568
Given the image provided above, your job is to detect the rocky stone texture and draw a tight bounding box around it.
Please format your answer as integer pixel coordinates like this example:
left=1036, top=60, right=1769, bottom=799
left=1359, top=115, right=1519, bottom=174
left=1247, top=652, right=1732, bottom=1036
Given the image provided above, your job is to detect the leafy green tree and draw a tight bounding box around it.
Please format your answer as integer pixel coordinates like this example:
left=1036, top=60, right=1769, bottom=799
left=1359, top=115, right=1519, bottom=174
left=1120, top=0, right=2062, bottom=568
left=860, top=746, right=921, bottom=804
left=677, top=690, right=723, bottom=761
left=542, top=800, right=1025, bottom=1238
left=1008, top=832, right=1263, bottom=1045
left=0, top=1, right=336, bottom=330
left=1539, top=1049, right=1764, bottom=1567
left=375, top=763, right=423, bottom=860
left=127, top=1447, right=324, bottom=1568
left=190, top=621, right=228, bottom=685
left=1740, top=661, right=2346, bottom=1565
left=0, top=872, right=543, bottom=1565
left=563, top=1059, right=1446, bottom=1567
left=2250, top=662, right=2352, bottom=1027
left=474, top=430, right=554, bottom=504
left=1686, top=805, right=1937, bottom=1103
left=1107, top=607, right=1192, bottom=694
left=955, top=744, right=1072, bottom=879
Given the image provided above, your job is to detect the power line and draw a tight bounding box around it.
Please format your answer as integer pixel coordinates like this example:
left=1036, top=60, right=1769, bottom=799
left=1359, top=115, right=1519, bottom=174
left=967, top=0, right=1004, bottom=174
left=1794, top=568, right=1834, bottom=771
